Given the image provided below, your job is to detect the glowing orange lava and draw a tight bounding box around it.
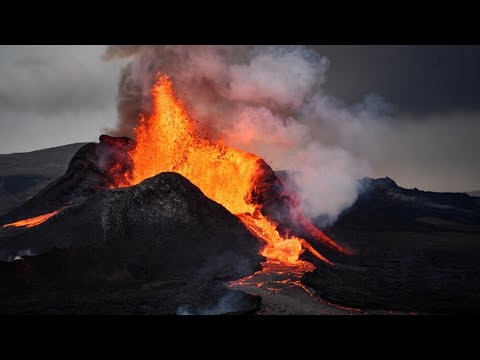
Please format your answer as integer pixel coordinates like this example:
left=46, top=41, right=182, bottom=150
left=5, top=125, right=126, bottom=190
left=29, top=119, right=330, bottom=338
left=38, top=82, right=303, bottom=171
left=2, top=209, right=62, bottom=229
left=118, top=75, right=344, bottom=265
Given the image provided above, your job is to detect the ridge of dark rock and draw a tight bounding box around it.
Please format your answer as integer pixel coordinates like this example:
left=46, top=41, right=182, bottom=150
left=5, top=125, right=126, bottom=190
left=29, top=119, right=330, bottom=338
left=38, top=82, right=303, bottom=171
left=0, top=172, right=264, bottom=314
left=0, top=136, right=132, bottom=225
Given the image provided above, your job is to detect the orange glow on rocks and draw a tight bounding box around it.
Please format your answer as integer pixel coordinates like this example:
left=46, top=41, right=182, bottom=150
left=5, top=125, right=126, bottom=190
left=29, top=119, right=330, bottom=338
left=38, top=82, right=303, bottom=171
left=115, top=75, right=346, bottom=266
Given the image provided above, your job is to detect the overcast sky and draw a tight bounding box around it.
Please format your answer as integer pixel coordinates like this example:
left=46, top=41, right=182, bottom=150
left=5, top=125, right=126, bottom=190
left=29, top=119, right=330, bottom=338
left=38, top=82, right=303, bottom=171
left=0, top=45, right=124, bottom=151
left=0, top=45, right=478, bottom=192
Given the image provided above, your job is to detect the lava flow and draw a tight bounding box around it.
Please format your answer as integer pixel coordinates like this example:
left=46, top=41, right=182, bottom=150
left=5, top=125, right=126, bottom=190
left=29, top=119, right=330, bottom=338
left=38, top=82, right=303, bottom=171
left=2, top=209, right=62, bottom=229
left=112, top=74, right=346, bottom=267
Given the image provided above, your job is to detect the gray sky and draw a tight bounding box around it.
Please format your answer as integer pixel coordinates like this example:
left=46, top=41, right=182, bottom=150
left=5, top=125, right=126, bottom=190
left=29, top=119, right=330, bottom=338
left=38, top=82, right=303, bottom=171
left=0, top=45, right=124, bottom=151
left=0, top=45, right=478, bottom=192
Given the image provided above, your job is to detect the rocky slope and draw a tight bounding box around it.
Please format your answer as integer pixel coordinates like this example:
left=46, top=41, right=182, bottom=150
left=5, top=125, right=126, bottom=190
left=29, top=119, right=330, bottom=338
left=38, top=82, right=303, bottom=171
left=0, top=172, right=263, bottom=314
left=0, top=138, right=265, bottom=314
left=0, top=143, right=86, bottom=216
left=305, top=177, right=480, bottom=314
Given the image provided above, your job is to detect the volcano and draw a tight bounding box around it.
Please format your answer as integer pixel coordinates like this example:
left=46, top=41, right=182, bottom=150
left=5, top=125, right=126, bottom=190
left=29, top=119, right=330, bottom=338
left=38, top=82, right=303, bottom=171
left=2, top=73, right=480, bottom=315
left=0, top=74, right=349, bottom=314
left=0, top=172, right=264, bottom=314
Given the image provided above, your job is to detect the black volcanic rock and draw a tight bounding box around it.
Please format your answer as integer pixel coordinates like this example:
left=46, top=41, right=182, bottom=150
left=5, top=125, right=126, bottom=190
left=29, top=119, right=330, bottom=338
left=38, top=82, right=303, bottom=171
left=0, top=143, right=86, bottom=216
left=305, top=177, right=480, bottom=314
left=0, top=172, right=264, bottom=314
left=0, top=136, right=132, bottom=225
left=0, top=137, right=328, bottom=314
left=0, top=138, right=340, bottom=257
left=329, top=176, right=480, bottom=232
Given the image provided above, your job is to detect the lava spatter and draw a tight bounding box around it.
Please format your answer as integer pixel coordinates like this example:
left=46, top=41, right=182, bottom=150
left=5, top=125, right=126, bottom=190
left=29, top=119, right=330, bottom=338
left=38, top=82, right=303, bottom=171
left=1, top=209, right=64, bottom=229
left=111, top=74, right=346, bottom=267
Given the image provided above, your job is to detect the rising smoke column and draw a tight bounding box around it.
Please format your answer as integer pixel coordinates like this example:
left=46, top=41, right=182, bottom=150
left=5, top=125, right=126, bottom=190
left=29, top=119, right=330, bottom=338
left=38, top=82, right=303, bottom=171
left=103, top=45, right=388, bottom=223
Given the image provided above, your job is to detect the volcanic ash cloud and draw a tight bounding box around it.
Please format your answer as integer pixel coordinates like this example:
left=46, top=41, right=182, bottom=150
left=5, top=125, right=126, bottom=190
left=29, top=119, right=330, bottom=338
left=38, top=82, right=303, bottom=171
left=103, top=45, right=388, bottom=222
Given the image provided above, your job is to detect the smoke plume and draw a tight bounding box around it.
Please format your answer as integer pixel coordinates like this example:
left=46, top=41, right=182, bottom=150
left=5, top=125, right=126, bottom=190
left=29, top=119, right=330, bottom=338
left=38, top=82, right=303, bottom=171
left=103, top=45, right=391, bottom=222
left=176, top=290, right=252, bottom=315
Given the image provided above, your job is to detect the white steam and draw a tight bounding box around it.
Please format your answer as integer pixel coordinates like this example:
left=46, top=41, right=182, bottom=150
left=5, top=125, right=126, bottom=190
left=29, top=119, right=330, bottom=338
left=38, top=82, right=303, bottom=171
left=5, top=249, right=37, bottom=262
left=176, top=290, right=251, bottom=315
left=104, top=45, right=392, bottom=222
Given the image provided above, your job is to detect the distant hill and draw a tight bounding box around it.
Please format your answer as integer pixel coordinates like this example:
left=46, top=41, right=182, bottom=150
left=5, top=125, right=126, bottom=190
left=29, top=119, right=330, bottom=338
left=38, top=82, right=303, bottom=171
left=305, top=177, right=480, bottom=314
left=328, top=177, right=480, bottom=233
left=0, top=143, right=87, bottom=215
left=468, top=190, right=480, bottom=197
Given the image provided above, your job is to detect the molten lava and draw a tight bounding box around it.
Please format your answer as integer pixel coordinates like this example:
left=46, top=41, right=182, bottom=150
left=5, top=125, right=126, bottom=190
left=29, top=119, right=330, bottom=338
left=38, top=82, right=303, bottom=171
left=2, top=209, right=62, bottom=229
left=127, top=77, right=259, bottom=215
left=115, top=75, right=345, bottom=266
left=238, top=213, right=333, bottom=266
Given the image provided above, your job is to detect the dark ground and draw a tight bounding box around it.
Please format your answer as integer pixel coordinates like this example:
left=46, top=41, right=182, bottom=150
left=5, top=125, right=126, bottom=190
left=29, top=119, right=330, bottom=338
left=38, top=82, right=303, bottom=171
left=304, top=177, right=480, bottom=314
left=1, top=145, right=479, bottom=314
left=0, top=172, right=264, bottom=314
left=0, top=141, right=264, bottom=314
